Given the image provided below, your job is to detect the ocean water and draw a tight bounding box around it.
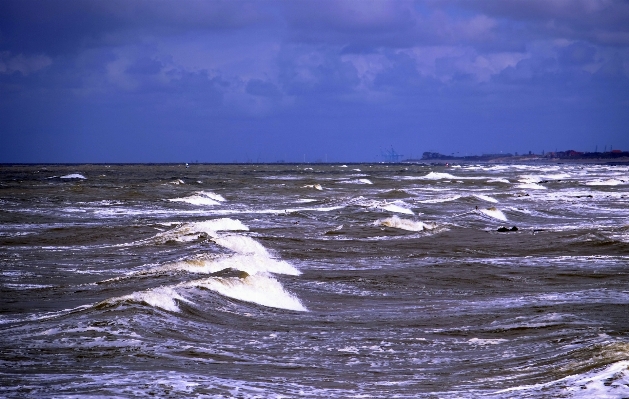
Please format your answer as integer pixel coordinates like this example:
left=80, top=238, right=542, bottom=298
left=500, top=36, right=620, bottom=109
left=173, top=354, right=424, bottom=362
left=1, top=163, right=628, bottom=398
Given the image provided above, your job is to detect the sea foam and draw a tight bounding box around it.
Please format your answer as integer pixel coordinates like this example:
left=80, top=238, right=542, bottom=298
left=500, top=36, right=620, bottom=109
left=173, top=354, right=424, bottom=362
left=586, top=179, right=625, bottom=186
left=187, top=273, right=307, bottom=311
left=60, top=174, right=86, bottom=179
left=496, top=359, right=629, bottom=398
left=105, top=286, right=191, bottom=312
left=420, top=172, right=457, bottom=180
left=474, top=194, right=498, bottom=203
left=169, top=191, right=226, bottom=206
left=166, top=253, right=301, bottom=276
left=377, top=216, right=435, bottom=232
left=480, top=207, right=508, bottom=221
left=150, top=218, right=248, bottom=243
left=381, top=203, right=414, bottom=215
left=350, top=197, right=415, bottom=215
left=213, top=235, right=270, bottom=256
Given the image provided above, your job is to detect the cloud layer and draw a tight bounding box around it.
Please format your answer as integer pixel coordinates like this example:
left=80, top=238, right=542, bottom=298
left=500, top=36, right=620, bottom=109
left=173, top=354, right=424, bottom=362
left=1, top=0, right=628, bottom=162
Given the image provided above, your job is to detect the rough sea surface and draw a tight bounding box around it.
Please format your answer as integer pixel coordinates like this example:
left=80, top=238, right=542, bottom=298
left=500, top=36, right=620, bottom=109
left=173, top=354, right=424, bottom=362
left=1, top=163, right=628, bottom=398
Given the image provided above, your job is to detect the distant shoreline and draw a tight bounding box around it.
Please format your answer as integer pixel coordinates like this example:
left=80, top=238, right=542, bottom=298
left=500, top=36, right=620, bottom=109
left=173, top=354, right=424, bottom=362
left=403, top=156, right=629, bottom=165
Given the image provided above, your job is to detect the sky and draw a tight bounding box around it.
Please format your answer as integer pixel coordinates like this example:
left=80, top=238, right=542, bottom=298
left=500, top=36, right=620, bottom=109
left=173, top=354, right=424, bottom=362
left=1, top=0, right=628, bottom=163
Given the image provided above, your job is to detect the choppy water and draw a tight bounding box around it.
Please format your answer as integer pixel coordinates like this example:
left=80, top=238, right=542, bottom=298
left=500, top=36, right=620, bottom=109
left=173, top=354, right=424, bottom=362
left=1, top=163, right=628, bottom=398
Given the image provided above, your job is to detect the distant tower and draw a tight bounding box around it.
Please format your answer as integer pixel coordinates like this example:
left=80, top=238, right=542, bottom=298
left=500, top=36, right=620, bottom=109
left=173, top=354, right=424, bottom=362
left=381, top=146, right=403, bottom=162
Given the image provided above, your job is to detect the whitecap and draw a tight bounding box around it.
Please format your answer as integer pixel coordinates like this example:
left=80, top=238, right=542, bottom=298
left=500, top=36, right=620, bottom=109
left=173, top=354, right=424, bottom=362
left=60, top=174, right=86, bottom=179
left=187, top=273, right=307, bottom=311
left=302, top=184, right=323, bottom=190
left=152, top=218, right=248, bottom=243
left=418, top=195, right=461, bottom=204
left=486, top=178, right=510, bottom=184
left=343, top=179, right=373, bottom=185
left=350, top=197, right=414, bottom=215
left=516, top=183, right=547, bottom=190
left=165, top=253, right=301, bottom=276
left=586, top=179, right=625, bottom=186
left=212, top=235, right=270, bottom=256
left=169, top=195, right=221, bottom=206
left=474, top=194, right=498, bottom=203
left=480, top=207, right=507, bottom=221
left=496, top=359, right=629, bottom=398
left=381, top=203, right=414, bottom=215
left=468, top=338, right=507, bottom=345
left=197, top=191, right=226, bottom=201
left=169, top=191, right=225, bottom=206
left=376, top=216, right=435, bottom=232
left=419, top=172, right=457, bottom=180
left=105, top=286, right=191, bottom=312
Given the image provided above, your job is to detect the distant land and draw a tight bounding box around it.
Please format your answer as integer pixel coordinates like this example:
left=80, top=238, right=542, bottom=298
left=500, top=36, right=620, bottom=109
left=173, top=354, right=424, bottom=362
left=405, top=149, right=629, bottom=164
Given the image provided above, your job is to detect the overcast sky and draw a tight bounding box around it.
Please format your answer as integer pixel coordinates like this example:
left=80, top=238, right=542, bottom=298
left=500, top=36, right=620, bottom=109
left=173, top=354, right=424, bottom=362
left=1, top=0, right=628, bottom=162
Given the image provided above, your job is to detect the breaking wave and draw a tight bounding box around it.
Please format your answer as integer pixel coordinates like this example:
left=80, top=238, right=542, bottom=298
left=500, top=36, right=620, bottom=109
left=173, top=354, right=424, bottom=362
left=168, top=191, right=226, bottom=206
left=186, top=273, right=307, bottom=312
left=60, top=173, right=86, bottom=179
left=376, top=216, right=436, bottom=232
left=102, top=286, right=192, bottom=312
left=480, top=207, right=508, bottom=221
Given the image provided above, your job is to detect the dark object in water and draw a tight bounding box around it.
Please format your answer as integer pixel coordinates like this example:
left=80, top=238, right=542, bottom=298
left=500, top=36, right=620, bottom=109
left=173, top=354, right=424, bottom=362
left=497, top=226, right=518, bottom=232
left=210, top=268, right=249, bottom=279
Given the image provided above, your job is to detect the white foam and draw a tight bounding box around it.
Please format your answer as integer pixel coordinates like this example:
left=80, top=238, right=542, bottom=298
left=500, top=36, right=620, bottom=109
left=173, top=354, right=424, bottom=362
left=296, top=198, right=317, bottom=203
left=419, top=172, right=457, bottom=180
left=350, top=197, right=414, bottom=215
left=418, top=195, right=461, bottom=204
left=166, top=253, right=301, bottom=276
left=376, top=216, right=435, bottom=231
left=188, top=273, right=307, bottom=311
left=497, top=360, right=629, bottom=398
left=486, top=178, right=510, bottom=183
left=230, top=205, right=343, bottom=215
left=169, top=195, right=220, bottom=206
left=516, top=183, right=547, bottom=190
left=468, top=338, right=507, bottom=345
left=212, top=235, right=269, bottom=256
left=302, top=184, right=323, bottom=190
left=60, top=173, right=86, bottom=179
left=169, top=191, right=225, bottom=206
left=474, top=194, right=498, bottom=203
left=381, top=203, right=414, bottom=215
left=198, top=191, right=226, bottom=201
left=107, top=286, right=191, bottom=312
left=480, top=207, right=507, bottom=221
left=344, top=178, right=373, bottom=185
left=586, top=179, right=625, bottom=186
left=152, top=218, right=248, bottom=242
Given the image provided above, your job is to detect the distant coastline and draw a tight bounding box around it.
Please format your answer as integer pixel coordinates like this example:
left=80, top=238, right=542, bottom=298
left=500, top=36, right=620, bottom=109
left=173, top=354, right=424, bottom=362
left=405, top=150, right=629, bottom=165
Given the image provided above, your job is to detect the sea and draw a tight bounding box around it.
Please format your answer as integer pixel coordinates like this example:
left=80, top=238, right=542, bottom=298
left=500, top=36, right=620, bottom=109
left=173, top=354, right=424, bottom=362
left=1, top=162, right=628, bottom=398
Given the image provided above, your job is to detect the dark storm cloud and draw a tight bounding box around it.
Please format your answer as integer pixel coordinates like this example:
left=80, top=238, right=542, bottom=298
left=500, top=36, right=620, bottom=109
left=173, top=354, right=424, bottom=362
left=0, top=0, right=268, bottom=55
left=1, top=0, right=628, bottom=162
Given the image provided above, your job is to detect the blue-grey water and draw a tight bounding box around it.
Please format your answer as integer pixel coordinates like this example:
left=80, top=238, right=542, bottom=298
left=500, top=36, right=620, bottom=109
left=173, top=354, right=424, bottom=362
left=1, top=163, right=628, bottom=398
